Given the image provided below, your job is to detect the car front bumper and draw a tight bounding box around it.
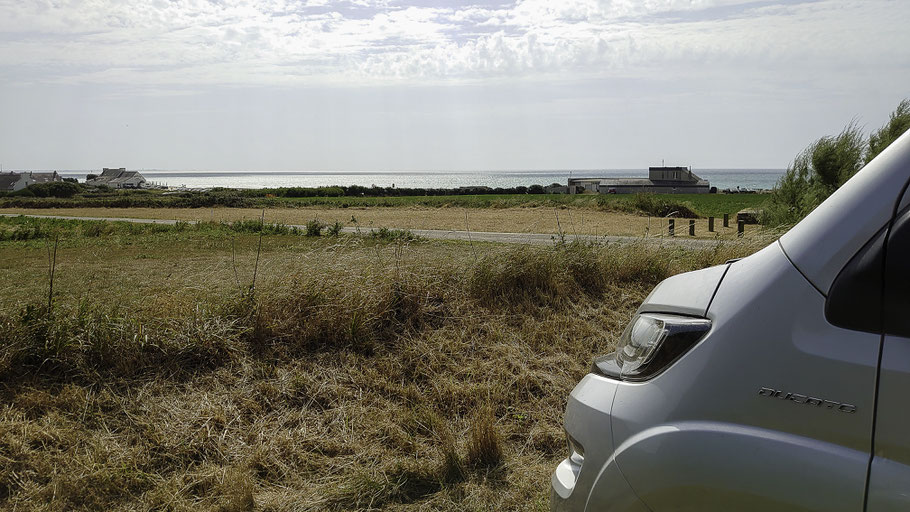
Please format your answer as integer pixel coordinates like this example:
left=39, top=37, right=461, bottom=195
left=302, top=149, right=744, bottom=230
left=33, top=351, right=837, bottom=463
left=550, top=374, right=648, bottom=512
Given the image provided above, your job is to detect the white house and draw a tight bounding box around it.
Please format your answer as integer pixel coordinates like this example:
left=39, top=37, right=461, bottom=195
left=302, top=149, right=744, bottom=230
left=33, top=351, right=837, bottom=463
left=0, top=172, right=34, bottom=192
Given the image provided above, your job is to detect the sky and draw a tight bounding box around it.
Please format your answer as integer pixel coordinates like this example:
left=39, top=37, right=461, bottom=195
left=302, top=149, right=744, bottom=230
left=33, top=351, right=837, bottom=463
left=0, top=0, right=908, bottom=172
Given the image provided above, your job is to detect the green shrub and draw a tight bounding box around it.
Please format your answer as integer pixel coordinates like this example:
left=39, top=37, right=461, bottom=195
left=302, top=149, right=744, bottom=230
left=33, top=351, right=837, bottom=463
left=327, top=221, right=344, bottom=236
left=28, top=181, right=83, bottom=198
left=765, top=99, right=910, bottom=226
left=305, top=219, right=324, bottom=237
left=867, top=99, right=910, bottom=163
left=609, top=193, right=698, bottom=218
left=7, top=186, right=35, bottom=197
left=763, top=124, right=865, bottom=226
left=369, top=227, right=418, bottom=242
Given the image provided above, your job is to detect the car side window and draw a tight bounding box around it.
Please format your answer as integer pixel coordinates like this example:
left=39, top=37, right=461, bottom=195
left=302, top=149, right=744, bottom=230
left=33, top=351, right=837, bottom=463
left=826, top=226, right=886, bottom=334
left=884, top=206, right=910, bottom=338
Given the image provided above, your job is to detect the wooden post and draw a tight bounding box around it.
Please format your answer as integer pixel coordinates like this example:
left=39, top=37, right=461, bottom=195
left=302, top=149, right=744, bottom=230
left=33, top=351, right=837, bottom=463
left=668, top=219, right=675, bottom=236
left=723, top=213, right=730, bottom=227
left=738, top=220, right=745, bottom=237
left=689, top=219, right=695, bottom=236
left=708, top=216, right=715, bottom=232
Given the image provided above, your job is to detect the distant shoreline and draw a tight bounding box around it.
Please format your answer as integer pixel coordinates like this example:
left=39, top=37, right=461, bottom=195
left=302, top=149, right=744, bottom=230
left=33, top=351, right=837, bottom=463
left=54, top=169, right=786, bottom=192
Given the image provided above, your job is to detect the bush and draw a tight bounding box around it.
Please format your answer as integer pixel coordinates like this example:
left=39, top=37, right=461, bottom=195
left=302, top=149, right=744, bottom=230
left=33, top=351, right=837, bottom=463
left=764, top=124, right=866, bottom=226
left=765, top=99, right=910, bottom=226
left=7, top=186, right=35, bottom=197
left=305, top=219, right=324, bottom=237
left=26, top=181, right=84, bottom=198
left=327, top=221, right=344, bottom=236
left=867, top=99, right=910, bottom=163
left=370, top=227, right=419, bottom=242
left=616, top=193, right=698, bottom=218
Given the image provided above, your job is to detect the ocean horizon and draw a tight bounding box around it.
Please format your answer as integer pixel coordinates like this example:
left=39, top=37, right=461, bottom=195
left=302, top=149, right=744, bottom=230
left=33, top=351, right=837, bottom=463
left=51, top=169, right=785, bottom=192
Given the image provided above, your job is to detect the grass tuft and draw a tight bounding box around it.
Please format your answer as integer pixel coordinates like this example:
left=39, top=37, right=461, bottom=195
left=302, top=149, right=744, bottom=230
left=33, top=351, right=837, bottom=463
left=466, top=403, right=504, bottom=470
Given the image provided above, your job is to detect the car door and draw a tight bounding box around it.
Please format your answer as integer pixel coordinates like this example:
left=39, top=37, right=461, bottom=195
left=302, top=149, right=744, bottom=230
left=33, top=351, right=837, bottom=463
left=866, top=196, right=910, bottom=511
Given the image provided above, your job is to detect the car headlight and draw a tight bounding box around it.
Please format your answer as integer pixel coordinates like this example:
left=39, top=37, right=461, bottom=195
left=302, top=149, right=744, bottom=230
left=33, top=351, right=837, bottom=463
left=592, top=313, right=711, bottom=381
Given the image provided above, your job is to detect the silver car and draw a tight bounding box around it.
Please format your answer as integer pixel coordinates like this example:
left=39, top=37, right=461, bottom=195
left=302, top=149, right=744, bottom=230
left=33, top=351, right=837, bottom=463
left=551, top=130, right=910, bottom=511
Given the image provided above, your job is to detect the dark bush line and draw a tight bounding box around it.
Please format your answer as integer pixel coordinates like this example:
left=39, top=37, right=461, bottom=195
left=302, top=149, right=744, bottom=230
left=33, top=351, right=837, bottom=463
left=0, top=193, right=260, bottom=209
left=0, top=183, right=564, bottom=209
left=2, top=181, right=84, bottom=198
left=231, top=183, right=556, bottom=198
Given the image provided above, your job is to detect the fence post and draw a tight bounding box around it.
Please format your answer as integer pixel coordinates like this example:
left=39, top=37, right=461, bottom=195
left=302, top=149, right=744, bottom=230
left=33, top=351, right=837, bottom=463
left=723, top=213, right=730, bottom=227
left=708, top=217, right=714, bottom=232
left=668, top=218, right=675, bottom=236
left=689, top=219, right=695, bottom=236
left=738, top=220, right=745, bottom=237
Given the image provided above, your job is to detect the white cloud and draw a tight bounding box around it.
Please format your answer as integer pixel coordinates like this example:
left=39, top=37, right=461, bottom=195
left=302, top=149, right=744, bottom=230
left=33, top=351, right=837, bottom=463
left=0, top=0, right=906, bottom=88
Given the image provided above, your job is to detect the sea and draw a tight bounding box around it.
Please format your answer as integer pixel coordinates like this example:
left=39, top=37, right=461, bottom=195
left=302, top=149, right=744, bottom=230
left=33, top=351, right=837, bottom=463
left=56, top=169, right=785, bottom=192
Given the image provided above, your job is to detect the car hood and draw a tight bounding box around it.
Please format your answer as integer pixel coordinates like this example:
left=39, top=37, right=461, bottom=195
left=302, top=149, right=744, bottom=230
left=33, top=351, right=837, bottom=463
left=638, top=263, right=730, bottom=317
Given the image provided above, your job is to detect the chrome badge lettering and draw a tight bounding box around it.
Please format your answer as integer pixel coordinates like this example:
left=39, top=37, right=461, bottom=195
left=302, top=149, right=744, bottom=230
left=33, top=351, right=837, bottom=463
left=758, top=387, right=856, bottom=413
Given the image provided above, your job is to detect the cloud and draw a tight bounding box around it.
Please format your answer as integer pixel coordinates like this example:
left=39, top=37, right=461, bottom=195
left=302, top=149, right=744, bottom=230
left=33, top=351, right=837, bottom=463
left=0, top=0, right=906, bottom=88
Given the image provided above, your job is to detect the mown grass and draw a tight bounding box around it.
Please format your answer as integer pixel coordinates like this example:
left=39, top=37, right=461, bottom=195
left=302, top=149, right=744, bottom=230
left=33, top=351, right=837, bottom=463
left=0, top=217, right=763, bottom=510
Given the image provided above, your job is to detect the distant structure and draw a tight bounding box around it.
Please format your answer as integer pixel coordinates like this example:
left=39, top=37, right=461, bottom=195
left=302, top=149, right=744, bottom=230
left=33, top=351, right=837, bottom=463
left=0, top=172, right=32, bottom=192
left=28, top=171, right=63, bottom=184
left=568, top=166, right=710, bottom=194
left=85, top=168, right=147, bottom=189
left=0, top=171, right=62, bottom=192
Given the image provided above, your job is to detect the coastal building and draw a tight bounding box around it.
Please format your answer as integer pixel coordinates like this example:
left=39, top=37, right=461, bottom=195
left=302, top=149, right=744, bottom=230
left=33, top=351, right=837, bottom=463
left=568, top=166, right=710, bottom=194
left=0, top=172, right=35, bottom=192
left=85, top=168, right=147, bottom=189
left=0, top=171, right=64, bottom=192
left=28, top=171, right=63, bottom=184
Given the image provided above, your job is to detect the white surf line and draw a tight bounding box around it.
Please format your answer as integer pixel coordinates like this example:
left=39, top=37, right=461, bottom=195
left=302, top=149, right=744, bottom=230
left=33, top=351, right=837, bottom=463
left=1, top=212, right=725, bottom=248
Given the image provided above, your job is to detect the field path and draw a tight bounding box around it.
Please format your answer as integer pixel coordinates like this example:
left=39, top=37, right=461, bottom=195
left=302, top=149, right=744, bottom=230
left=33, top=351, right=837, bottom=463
left=1, top=212, right=738, bottom=249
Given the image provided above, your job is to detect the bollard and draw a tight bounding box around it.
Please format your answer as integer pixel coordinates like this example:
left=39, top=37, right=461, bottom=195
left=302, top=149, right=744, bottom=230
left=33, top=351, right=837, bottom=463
left=708, top=216, right=715, bottom=232
left=738, top=220, right=745, bottom=237
left=668, top=218, right=675, bottom=236
left=723, top=213, right=730, bottom=227
left=689, top=219, right=695, bottom=236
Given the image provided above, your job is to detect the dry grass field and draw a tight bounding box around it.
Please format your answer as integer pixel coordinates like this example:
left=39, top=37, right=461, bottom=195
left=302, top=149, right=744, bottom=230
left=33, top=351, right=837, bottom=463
left=0, top=206, right=768, bottom=239
left=0, top=216, right=763, bottom=510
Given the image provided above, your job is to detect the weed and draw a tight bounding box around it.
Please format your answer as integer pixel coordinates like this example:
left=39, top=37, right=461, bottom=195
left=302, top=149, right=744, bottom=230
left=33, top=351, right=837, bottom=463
left=327, top=221, right=344, bottom=236
left=370, top=227, right=419, bottom=242
left=305, top=219, right=324, bottom=237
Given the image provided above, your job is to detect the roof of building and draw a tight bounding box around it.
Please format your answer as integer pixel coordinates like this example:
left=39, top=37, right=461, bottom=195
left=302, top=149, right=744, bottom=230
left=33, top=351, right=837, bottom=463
left=86, top=168, right=146, bottom=186
left=28, top=171, right=61, bottom=184
left=100, top=168, right=126, bottom=177
left=0, top=173, right=24, bottom=191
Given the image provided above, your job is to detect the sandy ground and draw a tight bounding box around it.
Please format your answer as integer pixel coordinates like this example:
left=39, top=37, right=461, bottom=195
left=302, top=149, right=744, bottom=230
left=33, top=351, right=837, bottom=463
left=0, top=206, right=768, bottom=239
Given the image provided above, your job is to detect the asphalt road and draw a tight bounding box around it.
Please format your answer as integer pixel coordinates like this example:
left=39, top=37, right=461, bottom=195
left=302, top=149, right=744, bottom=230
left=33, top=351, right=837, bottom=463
left=1, top=212, right=731, bottom=249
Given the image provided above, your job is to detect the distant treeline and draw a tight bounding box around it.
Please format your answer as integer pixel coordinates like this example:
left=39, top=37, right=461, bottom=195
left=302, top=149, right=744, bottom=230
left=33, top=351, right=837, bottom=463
left=230, top=183, right=559, bottom=197
left=0, top=183, right=569, bottom=210
left=0, top=183, right=564, bottom=209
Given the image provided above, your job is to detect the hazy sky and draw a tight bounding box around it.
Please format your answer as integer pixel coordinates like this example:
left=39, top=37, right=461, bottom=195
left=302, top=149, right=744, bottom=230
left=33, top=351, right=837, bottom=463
left=1, top=0, right=908, bottom=171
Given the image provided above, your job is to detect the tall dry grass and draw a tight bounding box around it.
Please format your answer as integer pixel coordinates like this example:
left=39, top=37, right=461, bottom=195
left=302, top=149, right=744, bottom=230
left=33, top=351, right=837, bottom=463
left=0, top=235, right=762, bottom=511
